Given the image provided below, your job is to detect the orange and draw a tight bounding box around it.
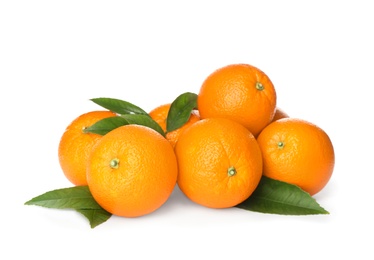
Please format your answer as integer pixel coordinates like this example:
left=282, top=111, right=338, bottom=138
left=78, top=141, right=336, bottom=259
left=257, top=118, right=335, bottom=196
left=271, top=107, right=289, bottom=122
left=149, top=103, right=200, bottom=148
left=197, top=63, right=277, bottom=137
left=175, top=118, right=263, bottom=209
left=58, top=110, right=117, bottom=186
left=86, top=124, right=178, bottom=217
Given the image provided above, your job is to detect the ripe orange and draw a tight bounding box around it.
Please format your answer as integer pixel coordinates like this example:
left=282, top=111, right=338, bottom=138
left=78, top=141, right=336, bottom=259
left=149, top=103, right=200, bottom=148
left=175, top=118, right=263, bottom=209
left=257, top=118, right=335, bottom=196
left=86, top=124, right=178, bottom=217
left=197, top=63, right=277, bottom=137
left=58, top=110, right=116, bottom=186
left=271, top=107, right=289, bottom=123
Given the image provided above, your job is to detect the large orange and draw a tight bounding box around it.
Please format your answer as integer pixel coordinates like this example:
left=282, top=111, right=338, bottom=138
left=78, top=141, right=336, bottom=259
left=58, top=110, right=117, bottom=186
left=175, top=118, right=263, bottom=209
left=86, top=124, right=178, bottom=217
left=197, top=63, right=277, bottom=137
left=257, top=118, right=335, bottom=196
left=149, top=103, right=200, bottom=148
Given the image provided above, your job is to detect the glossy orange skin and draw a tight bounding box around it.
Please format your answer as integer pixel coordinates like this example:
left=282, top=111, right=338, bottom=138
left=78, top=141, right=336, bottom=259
left=87, top=125, right=178, bottom=217
left=257, top=118, right=335, bottom=196
left=198, top=63, right=277, bottom=137
left=58, top=110, right=117, bottom=185
left=175, top=118, right=263, bottom=208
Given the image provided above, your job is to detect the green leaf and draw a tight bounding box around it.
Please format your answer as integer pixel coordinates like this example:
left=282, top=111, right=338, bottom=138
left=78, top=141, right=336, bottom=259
left=166, top=92, right=198, bottom=132
left=76, top=209, right=112, bottom=229
left=121, top=114, right=165, bottom=137
left=236, top=176, right=329, bottom=215
left=25, top=186, right=112, bottom=228
left=84, top=116, right=128, bottom=135
left=91, top=97, right=148, bottom=115
left=25, top=186, right=102, bottom=209
left=84, top=114, right=165, bottom=137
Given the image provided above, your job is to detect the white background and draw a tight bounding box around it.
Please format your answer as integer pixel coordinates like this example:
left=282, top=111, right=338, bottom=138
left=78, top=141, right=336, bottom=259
left=1, top=1, right=373, bottom=259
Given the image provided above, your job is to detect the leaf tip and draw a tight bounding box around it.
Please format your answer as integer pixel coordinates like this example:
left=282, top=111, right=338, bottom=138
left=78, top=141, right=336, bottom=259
left=319, top=208, right=330, bottom=215
left=24, top=197, right=38, bottom=206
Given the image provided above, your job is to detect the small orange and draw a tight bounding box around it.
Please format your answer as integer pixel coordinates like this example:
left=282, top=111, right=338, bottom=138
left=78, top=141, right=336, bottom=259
left=58, top=110, right=117, bottom=186
left=197, top=63, right=277, bottom=137
left=86, top=124, right=178, bottom=217
left=149, top=103, right=200, bottom=148
left=271, top=107, right=289, bottom=123
left=175, top=118, right=263, bottom=209
left=257, top=118, right=335, bottom=196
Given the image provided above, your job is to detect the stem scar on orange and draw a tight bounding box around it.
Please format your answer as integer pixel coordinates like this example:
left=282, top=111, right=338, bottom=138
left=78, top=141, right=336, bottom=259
left=175, top=117, right=263, bottom=209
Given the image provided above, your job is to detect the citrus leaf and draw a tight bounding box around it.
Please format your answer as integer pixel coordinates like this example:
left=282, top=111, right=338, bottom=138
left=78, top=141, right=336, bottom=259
left=236, top=176, right=329, bottom=215
left=25, top=186, right=112, bottom=228
left=91, top=97, right=148, bottom=115
left=76, top=209, right=111, bottom=229
left=25, top=186, right=103, bottom=210
left=121, top=114, right=165, bottom=137
left=166, top=92, right=198, bottom=132
left=84, top=116, right=128, bottom=135
left=84, top=114, right=165, bottom=137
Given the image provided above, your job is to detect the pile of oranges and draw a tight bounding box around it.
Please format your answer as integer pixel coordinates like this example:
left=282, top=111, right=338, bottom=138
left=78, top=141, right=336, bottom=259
left=58, top=63, right=335, bottom=218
